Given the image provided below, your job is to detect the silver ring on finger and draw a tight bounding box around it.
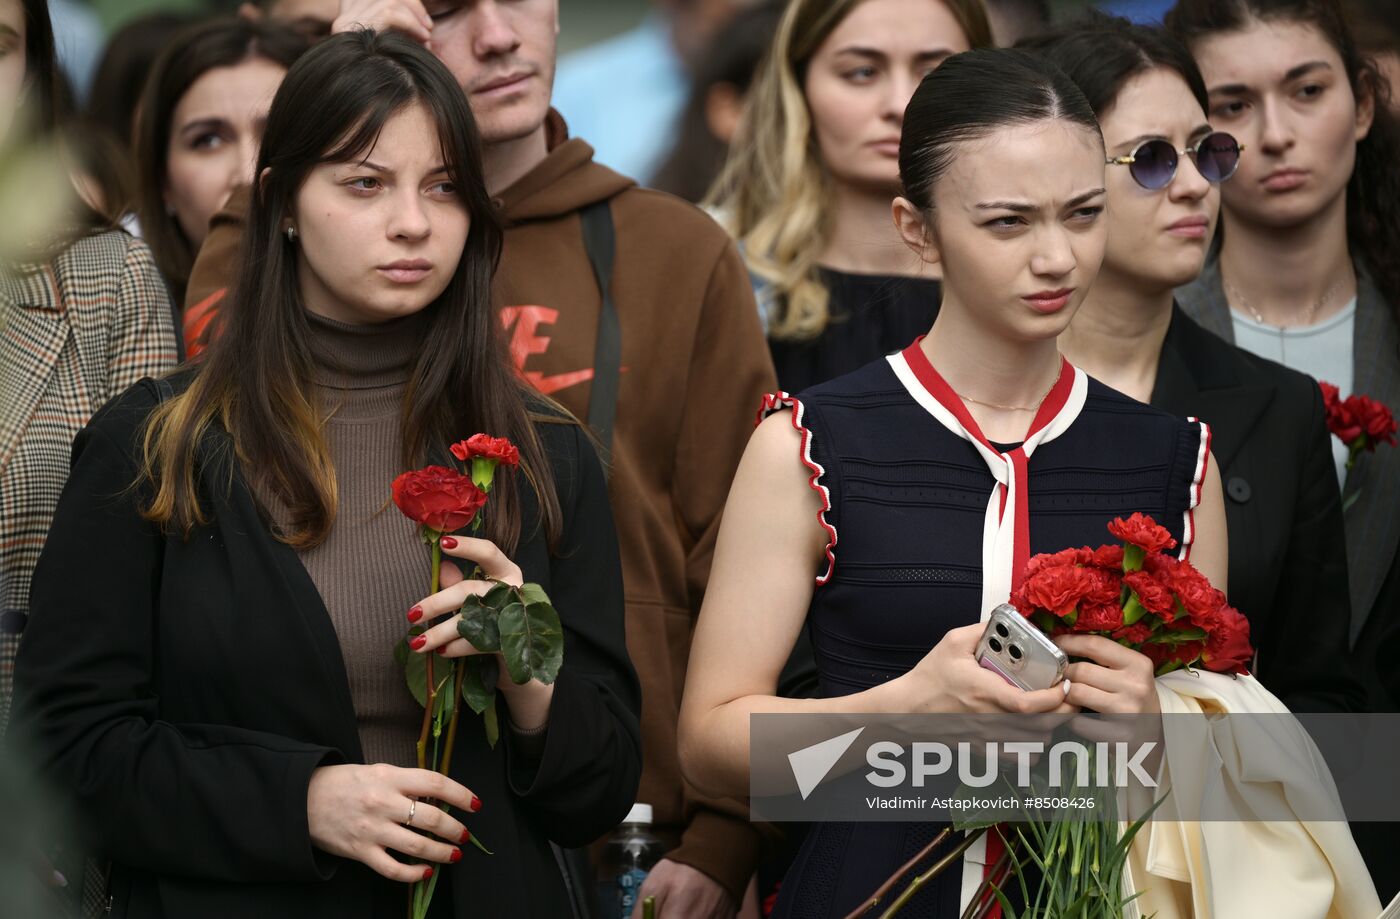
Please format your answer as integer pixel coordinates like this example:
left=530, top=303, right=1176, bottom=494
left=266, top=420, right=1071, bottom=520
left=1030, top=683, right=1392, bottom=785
left=404, top=799, right=417, bottom=828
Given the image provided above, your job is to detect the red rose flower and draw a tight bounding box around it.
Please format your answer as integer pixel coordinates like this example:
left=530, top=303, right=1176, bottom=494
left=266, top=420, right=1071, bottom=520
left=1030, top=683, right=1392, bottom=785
left=1111, top=622, right=1155, bottom=646
left=1107, top=513, right=1178, bottom=554
left=391, top=465, right=487, bottom=533
left=1124, top=571, right=1176, bottom=617
left=1020, top=565, right=1095, bottom=618
left=450, top=434, right=520, bottom=467
left=1075, top=601, right=1125, bottom=632
left=1354, top=395, right=1398, bottom=448
left=1201, top=605, right=1253, bottom=674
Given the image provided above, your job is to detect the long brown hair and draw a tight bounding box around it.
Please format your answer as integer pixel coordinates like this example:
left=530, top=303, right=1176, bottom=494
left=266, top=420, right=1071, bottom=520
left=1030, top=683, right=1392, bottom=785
left=706, top=0, right=993, bottom=341
left=1166, top=0, right=1400, bottom=325
left=133, top=17, right=307, bottom=296
left=140, top=29, right=562, bottom=555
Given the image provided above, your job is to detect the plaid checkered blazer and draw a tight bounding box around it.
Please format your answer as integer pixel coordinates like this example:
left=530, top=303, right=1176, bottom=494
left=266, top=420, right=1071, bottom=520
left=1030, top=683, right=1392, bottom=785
left=1, top=229, right=178, bottom=727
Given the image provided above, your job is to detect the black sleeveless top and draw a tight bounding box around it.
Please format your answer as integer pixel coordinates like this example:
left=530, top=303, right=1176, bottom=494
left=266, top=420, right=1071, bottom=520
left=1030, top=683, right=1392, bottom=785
left=764, top=347, right=1207, bottom=918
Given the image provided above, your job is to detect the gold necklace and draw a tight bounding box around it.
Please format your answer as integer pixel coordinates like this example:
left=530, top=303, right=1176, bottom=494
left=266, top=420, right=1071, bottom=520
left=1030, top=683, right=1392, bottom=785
left=956, top=374, right=1058, bottom=413
left=1224, top=276, right=1348, bottom=329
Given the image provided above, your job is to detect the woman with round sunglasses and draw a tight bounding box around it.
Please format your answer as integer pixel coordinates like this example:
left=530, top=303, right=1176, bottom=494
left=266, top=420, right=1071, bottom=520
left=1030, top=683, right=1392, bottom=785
left=1025, top=13, right=1363, bottom=715
left=1165, top=0, right=1400, bottom=721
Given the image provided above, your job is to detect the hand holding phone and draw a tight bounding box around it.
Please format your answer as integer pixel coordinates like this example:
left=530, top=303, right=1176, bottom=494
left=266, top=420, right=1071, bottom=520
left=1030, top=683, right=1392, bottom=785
left=975, top=604, right=1068, bottom=692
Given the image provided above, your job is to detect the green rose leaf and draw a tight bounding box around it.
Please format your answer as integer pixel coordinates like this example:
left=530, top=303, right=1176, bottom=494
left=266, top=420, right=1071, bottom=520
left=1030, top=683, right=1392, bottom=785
left=499, top=597, right=564, bottom=685
left=458, top=598, right=502, bottom=652
left=400, top=633, right=428, bottom=708
left=460, top=655, right=498, bottom=715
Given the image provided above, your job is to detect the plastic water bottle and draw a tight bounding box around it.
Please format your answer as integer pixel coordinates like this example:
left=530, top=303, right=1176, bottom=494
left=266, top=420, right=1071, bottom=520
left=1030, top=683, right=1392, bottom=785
left=598, top=804, right=666, bottom=919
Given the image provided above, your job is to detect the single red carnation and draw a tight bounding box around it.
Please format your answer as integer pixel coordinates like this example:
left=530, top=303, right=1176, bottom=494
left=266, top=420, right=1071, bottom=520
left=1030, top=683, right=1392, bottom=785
left=1020, top=565, right=1095, bottom=618
left=1353, top=395, right=1398, bottom=448
left=1124, top=571, right=1176, bottom=616
left=1090, top=544, right=1125, bottom=571
left=1111, top=622, right=1155, bottom=646
left=1083, top=567, right=1122, bottom=606
left=1319, top=381, right=1341, bottom=410
left=1024, top=547, right=1091, bottom=579
left=391, top=465, right=487, bottom=533
left=1170, top=568, right=1225, bottom=626
left=450, top=433, right=521, bottom=467
left=1201, top=605, right=1254, bottom=674
left=1075, top=601, right=1125, bottom=632
left=1107, top=513, right=1177, bottom=554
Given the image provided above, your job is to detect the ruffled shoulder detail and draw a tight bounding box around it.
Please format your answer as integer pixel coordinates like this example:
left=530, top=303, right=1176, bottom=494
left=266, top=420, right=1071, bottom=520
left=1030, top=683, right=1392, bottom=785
left=758, top=392, right=838, bottom=586
left=1178, top=418, right=1213, bottom=562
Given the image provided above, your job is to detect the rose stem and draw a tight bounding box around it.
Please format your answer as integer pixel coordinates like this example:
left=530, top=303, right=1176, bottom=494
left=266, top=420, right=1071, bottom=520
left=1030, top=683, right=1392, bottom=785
left=415, top=540, right=443, bottom=769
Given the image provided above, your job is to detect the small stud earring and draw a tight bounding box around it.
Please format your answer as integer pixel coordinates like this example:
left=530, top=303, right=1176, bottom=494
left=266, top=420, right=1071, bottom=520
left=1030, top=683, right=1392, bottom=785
left=285, top=225, right=297, bottom=242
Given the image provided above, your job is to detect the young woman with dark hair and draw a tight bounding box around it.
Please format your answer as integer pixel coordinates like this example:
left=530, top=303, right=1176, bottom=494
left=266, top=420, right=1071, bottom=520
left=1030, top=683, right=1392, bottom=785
left=133, top=17, right=307, bottom=298
left=12, top=28, right=641, bottom=918
left=1164, top=0, right=1400, bottom=721
left=680, top=48, right=1230, bottom=918
left=1025, top=13, right=1362, bottom=715
left=1, top=0, right=177, bottom=733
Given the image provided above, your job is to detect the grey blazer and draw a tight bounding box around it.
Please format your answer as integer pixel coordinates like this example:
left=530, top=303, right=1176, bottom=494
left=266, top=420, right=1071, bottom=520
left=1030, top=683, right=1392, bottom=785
left=1177, top=258, right=1400, bottom=644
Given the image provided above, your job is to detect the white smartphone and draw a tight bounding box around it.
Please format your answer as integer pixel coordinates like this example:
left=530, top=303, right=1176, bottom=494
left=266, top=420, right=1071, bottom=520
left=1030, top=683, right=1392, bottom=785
left=974, top=604, right=1068, bottom=692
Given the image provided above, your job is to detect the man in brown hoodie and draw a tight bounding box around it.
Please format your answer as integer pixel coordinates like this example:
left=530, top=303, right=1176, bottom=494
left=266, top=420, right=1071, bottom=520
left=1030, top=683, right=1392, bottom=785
left=182, top=2, right=776, bottom=916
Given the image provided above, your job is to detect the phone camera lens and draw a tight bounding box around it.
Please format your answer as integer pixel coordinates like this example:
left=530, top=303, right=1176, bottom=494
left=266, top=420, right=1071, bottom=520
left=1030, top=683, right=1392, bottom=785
left=1008, top=644, right=1023, bottom=661
left=994, top=622, right=1010, bottom=638
left=988, top=637, right=1003, bottom=653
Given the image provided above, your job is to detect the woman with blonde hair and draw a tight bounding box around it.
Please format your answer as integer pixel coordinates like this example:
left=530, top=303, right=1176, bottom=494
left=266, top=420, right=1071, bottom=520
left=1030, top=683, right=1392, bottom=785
left=708, top=0, right=991, bottom=393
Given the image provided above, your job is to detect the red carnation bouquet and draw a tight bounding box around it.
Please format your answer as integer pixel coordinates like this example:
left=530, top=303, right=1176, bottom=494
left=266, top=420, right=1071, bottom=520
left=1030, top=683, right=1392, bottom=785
left=872, top=515, right=1252, bottom=919
left=1010, top=513, right=1252, bottom=676
left=1320, top=382, right=1396, bottom=511
left=391, top=435, right=562, bottom=919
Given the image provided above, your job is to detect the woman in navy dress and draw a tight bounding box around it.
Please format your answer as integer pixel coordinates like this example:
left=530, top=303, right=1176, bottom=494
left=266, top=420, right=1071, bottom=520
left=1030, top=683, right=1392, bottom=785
left=678, top=49, right=1227, bottom=918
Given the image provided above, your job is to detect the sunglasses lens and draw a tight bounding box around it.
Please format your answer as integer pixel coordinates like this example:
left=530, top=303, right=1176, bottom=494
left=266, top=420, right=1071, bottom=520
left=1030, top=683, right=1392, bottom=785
left=1195, top=132, right=1241, bottom=182
left=1129, top=140, right=1177, bottom=189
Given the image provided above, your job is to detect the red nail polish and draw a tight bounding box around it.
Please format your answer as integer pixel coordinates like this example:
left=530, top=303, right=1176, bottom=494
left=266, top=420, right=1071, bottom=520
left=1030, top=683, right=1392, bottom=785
left=407, top=606, right=423, bottom=623
left=440, top=536, right=458, bottom=549
left=460, top=828, right=471, bottom=843
left=422, top=867, right=434, bottom=880
left=410, top=635, right=427, bottom=651
left=469, top=795, right=481, bottom=813
left=450, top=848, right=462, bottom=864
left=436, top=646, right=450, bottom=656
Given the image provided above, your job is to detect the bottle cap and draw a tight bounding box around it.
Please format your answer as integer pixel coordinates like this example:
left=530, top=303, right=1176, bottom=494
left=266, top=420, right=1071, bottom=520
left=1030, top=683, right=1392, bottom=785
left=623, top=803, right=653, bottom=825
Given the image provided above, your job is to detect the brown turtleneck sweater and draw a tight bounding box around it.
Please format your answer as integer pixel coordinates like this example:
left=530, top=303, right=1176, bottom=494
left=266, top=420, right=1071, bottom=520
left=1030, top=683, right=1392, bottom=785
left=282, top=310, right=428, bottom=768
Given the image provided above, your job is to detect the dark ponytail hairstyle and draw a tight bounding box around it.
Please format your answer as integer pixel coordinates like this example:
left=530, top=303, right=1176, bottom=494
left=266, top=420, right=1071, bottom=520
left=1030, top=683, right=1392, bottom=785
left=1165, top=0, right=1400, bottom=322
left=1019, top=10, right=1209, bottom=118
left=899, top=48, right=1102, bottom=216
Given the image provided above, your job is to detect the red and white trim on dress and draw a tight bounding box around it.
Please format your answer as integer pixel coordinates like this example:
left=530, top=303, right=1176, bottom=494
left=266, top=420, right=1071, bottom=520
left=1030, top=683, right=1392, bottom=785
left=887, top=341, right=1088, bottom=919
left=758, top=393, right=839, bottom=586
left=887, top=340, right=1089, bottom=616
left=1179, top=417, right=1213, bottom=563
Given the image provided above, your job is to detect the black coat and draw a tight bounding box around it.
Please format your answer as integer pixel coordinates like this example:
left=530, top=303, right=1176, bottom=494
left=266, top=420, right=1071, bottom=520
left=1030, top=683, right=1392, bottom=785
left=11, top=380, right=642, bottom=918
left=1151, top=306, right=1363, bottom=713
